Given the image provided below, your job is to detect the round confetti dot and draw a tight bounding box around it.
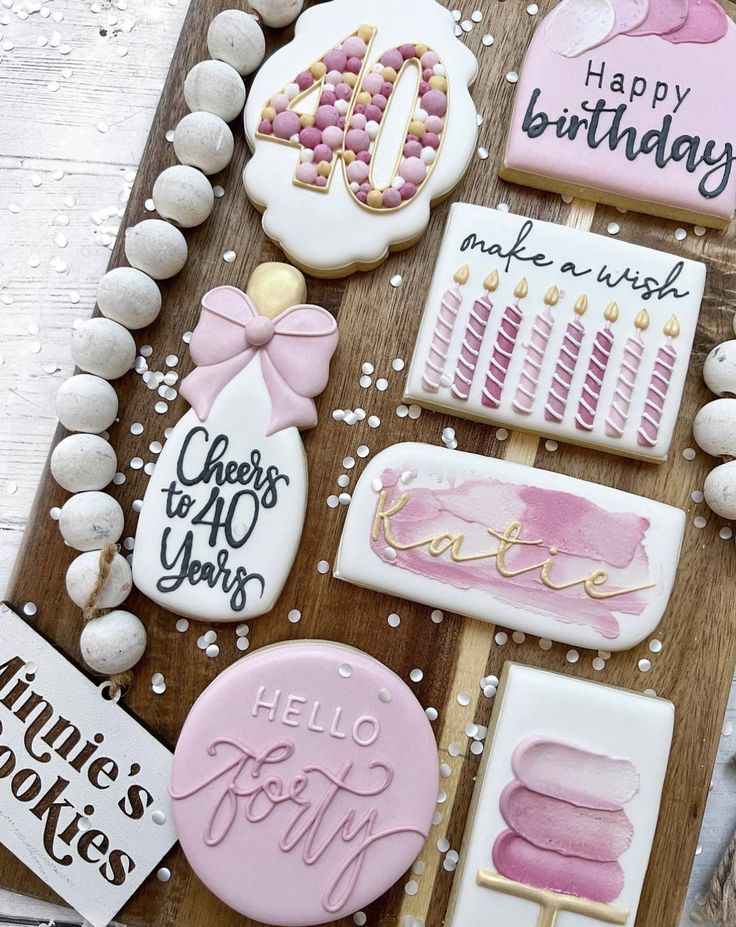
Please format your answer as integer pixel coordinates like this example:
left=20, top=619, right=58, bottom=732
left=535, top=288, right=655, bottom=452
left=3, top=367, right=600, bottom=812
left=288, top=609, right=301, bottom=623
left=206, top=644, right=220, bottom=658
left=545, top=440, right=558, bottom=452
left=425, top=707, right=438, bottom=721
left=437, top=836, right=451, bottom=852
left=694, top=226, right=707, bottom=237
left=176, top=618, right=189, bottom=633
left=392, top=358, right=405, bottom=371
left=470, top=741, right=484, bottom=755
left=408, top=405, right=422, bottom=419
left=638, top=658, right=652, bottom=673
left=383, top=548, right=397, bottom=562
left=376, top=378, right=389, bottom=392
left=357, top=445, right=370, bottom=458
left=539, top=638, right=552, bottom=651
left=476, top=146, right=489, bottom=160
left=338, top=492, right=352, bottom=505
left=495, top=631, right=508, bottom=645
left=339, top=663, right=353, bottom=678
left=482, top=34, right=494, bottom=46
left=512, top=631, right=525, bottom=644
left=404, top=880, right=419, bottom=896
left=327, top=495, right=339, bottom=508
left=223, top=250, right=237, bottom=263
left=152, top=810, right=167, bottom=825
left=396, top=404, right=409, bottom=418
left=354, top=914, right=367, bottom=927
left=362, top=362, right=375, bottom=375
left=607, top=222, right=620, bottom=235
left=592, top=657, right=605, bottom=671
left=483, top=684, right=498, bottom=698
left=343, top=457, right=356, bottom=469
left=390, top=274, right=403, bottom=288
left=236, top=637, right=250, bottom=651
left=388, top=613, right=401, bottom=628
left=506, top=71, right=519, bottom=84
left=471, top=9, right=483, bottom=22
left=337, top=474, right=350, bottom=488
left=674, top=228, right=687, bottom=241
left=566, top=649, right=579, bottom=664
left=693, top=515, right=707, bottom=529
left=317, top=560, right=330, bottom=574
left=23, top=602, right=38, bottom=617
left=236, top=623, right=249, bottom=637
left=378, top=688, right=392, bottom=703
left=691, top=490, right=704, bottom=503
left=720, top=527, right=733, bottom=540
left=157, top=867, right=171, bottom=882
left=409, top=668, right=424, bottom=683
left=682, top=448, right=696, bottom=461
left=457, top=692, right=471, bottom=706
left=644, top=689, right=657, bottom=698
left=430, top=609, right=444, bottom=624
left=359, top=375, right=372, bottom=388
left=649, top=639, right=663, bottom=653
left=368, top=416, right=381, bottom=428
left=496, top=428, right=509, bottom=441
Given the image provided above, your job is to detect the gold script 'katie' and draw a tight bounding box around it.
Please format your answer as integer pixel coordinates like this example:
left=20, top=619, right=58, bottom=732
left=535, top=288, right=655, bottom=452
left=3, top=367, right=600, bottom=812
left=371, top=491, right=655, bottom=601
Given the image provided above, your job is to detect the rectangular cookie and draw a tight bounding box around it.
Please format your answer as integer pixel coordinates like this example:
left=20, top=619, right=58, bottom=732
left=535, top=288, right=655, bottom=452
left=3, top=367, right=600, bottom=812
left=403, top=204, right=706, bottom=462
left=446, top=663, right=674, bottom=927
left=333, top=442, right=685, bottom=651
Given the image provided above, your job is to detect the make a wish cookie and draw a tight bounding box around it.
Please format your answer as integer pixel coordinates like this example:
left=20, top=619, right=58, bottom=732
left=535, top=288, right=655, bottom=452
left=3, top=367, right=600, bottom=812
left=169, top=641, right=440, bottom=926
left=501, top=0, right=736, bottom=228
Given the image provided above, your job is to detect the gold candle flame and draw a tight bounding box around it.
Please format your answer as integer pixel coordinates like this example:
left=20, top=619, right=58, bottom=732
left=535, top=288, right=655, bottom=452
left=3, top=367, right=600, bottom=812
left=514, top=277, right=529, bottom=300
left=484, top=269, right=500, bottom=292
left=604, top=301, right=620, bottom=324
left=454, top=265, right=470, bottom=286
left=664, top=315, right=680, bottom=338
left=574, top=294, right=588, bottom=316
left=544, top=285, right=560, bottom=307
left=634, top=309, right=650, bottom=332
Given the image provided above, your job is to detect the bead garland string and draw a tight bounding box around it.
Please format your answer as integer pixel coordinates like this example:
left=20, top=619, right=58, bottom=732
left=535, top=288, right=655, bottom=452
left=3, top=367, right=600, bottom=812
left=81, top=543, right=132, bottom=697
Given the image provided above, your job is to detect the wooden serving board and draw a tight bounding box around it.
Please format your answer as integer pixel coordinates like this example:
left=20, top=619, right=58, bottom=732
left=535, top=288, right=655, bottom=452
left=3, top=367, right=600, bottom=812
left=3, top=1, right=736, bottom=925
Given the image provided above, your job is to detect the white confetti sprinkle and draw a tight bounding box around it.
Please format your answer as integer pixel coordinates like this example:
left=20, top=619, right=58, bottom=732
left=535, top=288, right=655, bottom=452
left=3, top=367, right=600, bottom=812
left=495, top=631, right=508, bottom=645
left=566, top=649, right=580, bottom=664
left=506, top=71, right=519, bottom=84
left=638, top=658, right=651, bottom=673
left=223, top=250, right=237, bottom=263
left=176, top=618, right=189, bottom=633
left=390, top=274, right=403, bottom=288
left=288, top=609, right=301, bottom=623
left=682, top=448, right=696, bottom=461
left=482, top=34, right=494, bottom=46
left=607, top=222, right=621, bottom=235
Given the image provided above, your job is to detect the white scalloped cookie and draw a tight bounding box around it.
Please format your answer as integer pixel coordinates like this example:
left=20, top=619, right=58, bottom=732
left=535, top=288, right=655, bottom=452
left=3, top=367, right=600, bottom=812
left=243, top=0, right=478, bottom=278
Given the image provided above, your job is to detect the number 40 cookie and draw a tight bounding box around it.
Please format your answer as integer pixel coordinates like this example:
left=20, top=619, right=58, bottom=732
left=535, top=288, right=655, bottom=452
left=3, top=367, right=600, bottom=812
left=243, top=0, right=479, bottom=278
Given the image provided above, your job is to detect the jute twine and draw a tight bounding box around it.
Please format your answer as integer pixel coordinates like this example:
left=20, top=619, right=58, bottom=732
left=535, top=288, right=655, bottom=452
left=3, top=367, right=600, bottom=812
left=83, top=542, right=132, bottom=698
left=704, top=826, right=736, bottom=924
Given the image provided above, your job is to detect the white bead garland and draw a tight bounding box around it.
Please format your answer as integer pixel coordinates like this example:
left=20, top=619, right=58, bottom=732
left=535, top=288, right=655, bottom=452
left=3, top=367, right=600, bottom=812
left=693, top=399, right=736, bottom=458
left=207, top=9, right=265, bottom=76
left=59, top=492, right=125, bottom=552
left=704, top=461, right=736, bottom=520
left=56, top=374, right=119, bottom=434
left=125, top=219, right=189, bottom=280
left=80, top=610, right=147, bottom=675
left=66, top=550, right=133, bottom=609
left=97, top=267, right=162, bottom=330
left=249, top=0, right=304, bottom=27
left=153, top=164, right=215, bottom=228
left=184, top=59, right=246, bottom=122
left=703, top=341, right=736, bottom=398
left=71, top=317, right=137, bottom=380
left=173, top=112, right=235, bottom=175
left=51, top=434, right=117, bottom=492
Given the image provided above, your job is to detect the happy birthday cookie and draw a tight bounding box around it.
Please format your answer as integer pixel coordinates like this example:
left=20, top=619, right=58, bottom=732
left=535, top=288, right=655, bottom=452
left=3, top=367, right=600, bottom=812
left=243, top=0, right=478, bottom=277
left=170, top=640, right=439, bottom=926
left=501, top=0, right=736, bottom=228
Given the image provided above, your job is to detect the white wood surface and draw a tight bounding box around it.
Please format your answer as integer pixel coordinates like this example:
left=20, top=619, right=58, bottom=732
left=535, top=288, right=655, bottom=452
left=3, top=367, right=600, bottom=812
left=0, top=2, right=731, bottom=925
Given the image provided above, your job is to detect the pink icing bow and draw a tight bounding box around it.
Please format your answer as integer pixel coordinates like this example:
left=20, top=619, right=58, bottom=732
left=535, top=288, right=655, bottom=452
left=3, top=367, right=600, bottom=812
left=180, top=285, right=338, bottom=436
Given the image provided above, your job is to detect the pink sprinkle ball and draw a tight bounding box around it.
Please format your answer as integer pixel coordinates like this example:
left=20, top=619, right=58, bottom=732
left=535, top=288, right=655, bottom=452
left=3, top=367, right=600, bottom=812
left=381, top=48, right=404, bottom=70
left=295, top=71, right=314, bottom=91
left=270, top=93, right=289, bottom=113
left=399, top=43, right=417, bottom=59
left=335, top=82, right=353, bottom=101
left=322, top=125, right=343, bottom=149
left=419, top=81, right=431, bottom=96
left=423, top=132, right=440, bottom=149
left=382, top=187, right=402, bottom=208
left=404, top=140, right=423, bottom=158
left=345, top=57, right=363, bottom=74
left=364, top=104, right=383, bottom=123
left=313, top=143, right=333, bottom=163
left=326, top=69, right=343, bottom=86
left=400, top=181, right=417, bottom=200
left=359, top=181, right=371, bottom=193
left=363, top=73, right=383, bottom=95
left=337, top=116, right=346, bottom=129
left=350, top=113, right=368, bottom=130
left=420, top=50, right=440, bottom=69
left=315, top=176, right=328, bottom=188
left=357, top=150, right=372, bottom=164
left=343, top=36, right=367, bottom=58
left=422, top=90, right=447, bottom=116
left=426, top=115, right=444, bottom=134
left=422, top=68, right=434, bottom=82
left=357, top=191, right=367, bottom=203
left=296, top=162, right=318, bottom=184
left=323, top=49, right=347, bottom=72
left=380, top=82, right=393, bottom=97
left=346, top=128, right=371, bottom=153
left=320, top=90, right=337, bottom=106
left=346, top=160, right=369, bottom=184
left=400, top=157, right=426, bottom=184
left=299, top=126, right=322, bottom=149
left=273, top=110, right=301, bottom=140
left=258, top=120, right=273, bottom=135
left=372, top=94, right=388, bottom=111
left=314, top=105, right=339, bottom=130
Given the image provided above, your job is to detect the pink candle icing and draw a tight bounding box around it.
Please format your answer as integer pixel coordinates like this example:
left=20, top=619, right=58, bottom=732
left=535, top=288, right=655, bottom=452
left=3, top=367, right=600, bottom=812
left=544, top=295, right=587, bottom=423
left=451, top=270, right=499, bottom=401
left=421, top=265, right=470, bottom=393
left=481, top=277, right=529, bottom=410
left=638, top=315, right=680, bottom=448
left=605, top=309, right=649, bottom=439
left=575, top=302, right=619, bottom=432
left=513, top=285, right=560, bottom=415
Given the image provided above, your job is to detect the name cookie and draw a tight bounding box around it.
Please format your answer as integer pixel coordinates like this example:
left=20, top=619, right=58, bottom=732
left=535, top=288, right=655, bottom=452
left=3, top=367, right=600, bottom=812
left=243, top=0, right=478, bottom=277
left=446, top=663, right=674, bottom=927
left=334, top=443, right=684, bottom=651
left=501, top=0, right=736, bottom=228
left=404, top=204, right=706, bottom=462
left=169, top=641, right=439, bottom=926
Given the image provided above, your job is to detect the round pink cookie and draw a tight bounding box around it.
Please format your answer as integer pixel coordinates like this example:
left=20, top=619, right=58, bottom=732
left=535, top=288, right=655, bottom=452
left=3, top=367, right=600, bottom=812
left=170, top=641, right=439, bottom=927
left=627, top=0, right=688, bottom=35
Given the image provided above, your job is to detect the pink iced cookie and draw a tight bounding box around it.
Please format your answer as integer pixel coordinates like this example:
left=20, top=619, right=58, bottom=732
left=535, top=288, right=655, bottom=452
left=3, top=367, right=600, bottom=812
left=170, top=641, right=439, bottom=927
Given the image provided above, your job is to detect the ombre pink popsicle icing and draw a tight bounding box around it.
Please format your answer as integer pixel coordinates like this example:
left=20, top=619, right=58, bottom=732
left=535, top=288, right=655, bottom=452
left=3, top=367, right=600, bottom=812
left=493, top=737, right=639, bottom=904
left=451, top=270, right=499, bottom=401
left=481, top=278, right=529, bottom=409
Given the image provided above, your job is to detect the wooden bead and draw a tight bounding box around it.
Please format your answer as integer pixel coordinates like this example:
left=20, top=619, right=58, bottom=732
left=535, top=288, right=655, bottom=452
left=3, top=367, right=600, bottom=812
left=173, top=112, right=235, bottom=175
left=66, top=551, right=133, bottom=609
left=153, top=165, right=215, bottom=228
left=80, top=610, right=147, bottom=675
left=704, top=461, right=736, bottom=519
left=51, top=434, right=117, bottom=492
left=704, top=341, right=736, bottom=398
left=56, top=374, right=118, bottom=434
left=59, top=492, right=124, bottom=551
left=207, top=10, right=265, bottom=76
left=97, top=267, right=162, bottom=330
left=71, top=318, right=136, bottom=380
left=125, top=219, right=188, bottom=280
left=693, top=399, right=736, bottom=458
left=184, top=59, right=246, bottom=122
left=249, top=0, right=304, bottom=28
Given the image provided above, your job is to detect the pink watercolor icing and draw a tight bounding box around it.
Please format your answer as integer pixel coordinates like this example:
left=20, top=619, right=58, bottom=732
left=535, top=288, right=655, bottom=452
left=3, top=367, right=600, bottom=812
left=492, top=737, right=638, bottom=904
left=370, top=471, right=653, bottom=640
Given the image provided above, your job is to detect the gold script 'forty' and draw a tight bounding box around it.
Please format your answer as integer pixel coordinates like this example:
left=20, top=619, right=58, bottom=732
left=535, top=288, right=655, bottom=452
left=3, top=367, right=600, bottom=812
left=371, top=492, right=654, bottom=601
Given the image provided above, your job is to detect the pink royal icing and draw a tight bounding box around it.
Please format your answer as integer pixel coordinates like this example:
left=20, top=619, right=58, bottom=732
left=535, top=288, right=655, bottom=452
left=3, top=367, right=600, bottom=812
left=628, top=0, right=688, bottom=35
left=170, top=641, right=439, bottom=926
left=663, top=0, right=729, bottom=44
left=180, top=286, right=338, bottom=436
